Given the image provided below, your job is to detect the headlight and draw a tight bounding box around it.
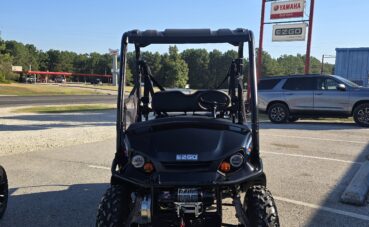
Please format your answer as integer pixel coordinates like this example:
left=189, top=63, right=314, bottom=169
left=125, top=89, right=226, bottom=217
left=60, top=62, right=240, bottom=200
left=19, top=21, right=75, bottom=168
left=246, top=137, right=252, bottom=155
left=230, top=154, right=244, bottom=168
left=131, top=155, right=145, bottom=168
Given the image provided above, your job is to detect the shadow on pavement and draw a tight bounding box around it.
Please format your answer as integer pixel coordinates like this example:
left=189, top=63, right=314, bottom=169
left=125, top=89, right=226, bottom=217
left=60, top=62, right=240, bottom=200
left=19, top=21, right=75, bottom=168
left=0, top=183, right=109, bottom=227
left=0, top=110, right=116, bottom=131
left=305, top=143, right=369, bottom=226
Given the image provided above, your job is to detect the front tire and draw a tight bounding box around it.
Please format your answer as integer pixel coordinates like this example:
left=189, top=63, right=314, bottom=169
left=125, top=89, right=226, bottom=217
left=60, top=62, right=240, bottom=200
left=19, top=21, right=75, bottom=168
left=353, top=103, right=369, bottom=127
left=0, top=165, right=8, bottom=219
left=96, top=185, right=132, bottom=227
left=268, top=103, right=289, bottom=123
left=245, top=185, right=280, bottom=227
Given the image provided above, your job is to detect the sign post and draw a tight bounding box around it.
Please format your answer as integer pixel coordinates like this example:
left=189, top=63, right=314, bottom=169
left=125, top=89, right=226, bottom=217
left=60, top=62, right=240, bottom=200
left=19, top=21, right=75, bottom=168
left=304, top=0, right=315, bottom=74
left=258, top=0, right=315, bottom=77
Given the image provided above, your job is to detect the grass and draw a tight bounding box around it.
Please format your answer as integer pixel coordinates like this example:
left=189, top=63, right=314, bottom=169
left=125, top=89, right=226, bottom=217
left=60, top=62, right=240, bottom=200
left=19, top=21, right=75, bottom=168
left=14, top=104, right=116, bottom=113
left=0, top=83, right=107, bottom=96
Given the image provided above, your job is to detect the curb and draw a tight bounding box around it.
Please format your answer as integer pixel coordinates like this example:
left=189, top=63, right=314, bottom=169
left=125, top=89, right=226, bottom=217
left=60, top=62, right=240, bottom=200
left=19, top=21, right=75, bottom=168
left=341, top=161, right=369, bottom=206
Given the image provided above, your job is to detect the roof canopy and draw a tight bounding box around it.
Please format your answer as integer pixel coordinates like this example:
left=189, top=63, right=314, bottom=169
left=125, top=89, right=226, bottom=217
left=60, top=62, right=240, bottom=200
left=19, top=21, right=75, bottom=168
left=123, top=28, right=251, bottom=47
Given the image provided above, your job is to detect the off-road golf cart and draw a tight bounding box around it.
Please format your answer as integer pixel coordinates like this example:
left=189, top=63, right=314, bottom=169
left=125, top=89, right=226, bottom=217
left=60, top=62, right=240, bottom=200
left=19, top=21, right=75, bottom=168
left=0, top=165, right=8, bottom=219
left=96, top=28, right=279, bottom=227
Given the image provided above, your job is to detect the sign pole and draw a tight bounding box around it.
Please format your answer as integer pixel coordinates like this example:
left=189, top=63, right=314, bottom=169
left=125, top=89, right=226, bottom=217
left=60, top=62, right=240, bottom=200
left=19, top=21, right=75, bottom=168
left=257, top=0, right=266, bottom=80
left=248, top=0, right=266, bottom=103
left=304, top=0, right=315, bottom=74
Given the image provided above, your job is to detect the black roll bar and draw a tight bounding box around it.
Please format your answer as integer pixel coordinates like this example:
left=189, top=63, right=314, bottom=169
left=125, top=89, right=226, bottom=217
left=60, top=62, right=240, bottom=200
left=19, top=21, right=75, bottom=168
left=116, top=29, right=260, bottom=163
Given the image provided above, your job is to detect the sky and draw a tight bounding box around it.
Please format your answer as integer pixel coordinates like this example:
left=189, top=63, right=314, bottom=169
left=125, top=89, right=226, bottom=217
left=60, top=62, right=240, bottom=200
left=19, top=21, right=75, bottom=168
left=1, top=0, right=368, bottom=64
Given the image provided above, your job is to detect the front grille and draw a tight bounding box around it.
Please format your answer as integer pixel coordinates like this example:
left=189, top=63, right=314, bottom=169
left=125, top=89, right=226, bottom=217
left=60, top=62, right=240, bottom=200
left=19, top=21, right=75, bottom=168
left=161, top=161, right=212, bottom=171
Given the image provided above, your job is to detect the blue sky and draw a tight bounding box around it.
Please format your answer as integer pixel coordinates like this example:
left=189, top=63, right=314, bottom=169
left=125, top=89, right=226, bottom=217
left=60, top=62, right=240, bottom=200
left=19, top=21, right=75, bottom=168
left=0, top=0, right=368, bottom=63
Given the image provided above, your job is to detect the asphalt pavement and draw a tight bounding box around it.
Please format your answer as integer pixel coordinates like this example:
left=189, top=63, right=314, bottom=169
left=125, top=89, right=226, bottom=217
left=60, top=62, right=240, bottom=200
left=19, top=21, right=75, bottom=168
left=1, top=121, right=369, bottom=226
left=0, top=95, right=117, bottom=107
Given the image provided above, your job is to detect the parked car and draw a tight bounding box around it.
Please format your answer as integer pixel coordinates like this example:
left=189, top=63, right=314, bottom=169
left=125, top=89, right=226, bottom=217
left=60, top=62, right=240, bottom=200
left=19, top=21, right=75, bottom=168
left=258, top=74, right=369, bottom=127
left=90, top=78, right=102, bottom=85
left=55, top=77, right=66, bottom=83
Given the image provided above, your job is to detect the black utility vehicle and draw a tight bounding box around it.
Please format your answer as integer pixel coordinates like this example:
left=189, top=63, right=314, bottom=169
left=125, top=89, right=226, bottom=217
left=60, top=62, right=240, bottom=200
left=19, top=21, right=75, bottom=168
left=96, top=29, right=279, bottom=227
left=0, top=165, right=8, bottom=219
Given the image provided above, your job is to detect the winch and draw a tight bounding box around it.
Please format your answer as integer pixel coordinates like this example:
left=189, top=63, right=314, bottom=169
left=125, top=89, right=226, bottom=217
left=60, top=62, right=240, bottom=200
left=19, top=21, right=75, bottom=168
left=177, top=188, right=199, bottom=202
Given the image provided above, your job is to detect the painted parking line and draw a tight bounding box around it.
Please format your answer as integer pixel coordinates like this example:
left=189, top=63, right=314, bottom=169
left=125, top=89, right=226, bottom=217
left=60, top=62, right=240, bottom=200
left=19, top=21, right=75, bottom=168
left=88, top=165, right=110, bottom=170
left=262, top=134, right=367, bottom=144
left=274, top=196, right=369, bottom=221
left=263, top=151, right=362, bottom=165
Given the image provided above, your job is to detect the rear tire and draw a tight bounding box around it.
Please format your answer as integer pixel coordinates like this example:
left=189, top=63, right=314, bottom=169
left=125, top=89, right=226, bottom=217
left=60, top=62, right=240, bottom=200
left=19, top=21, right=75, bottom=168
left=96, top=185, right=133, bottom=227
left=353, top=103, right=369, bottom=127
left=268, top=103, right=289, bottom=123
left=0, top=165, right=8, bottom=219
left=245, top=185, right=280, bottom=227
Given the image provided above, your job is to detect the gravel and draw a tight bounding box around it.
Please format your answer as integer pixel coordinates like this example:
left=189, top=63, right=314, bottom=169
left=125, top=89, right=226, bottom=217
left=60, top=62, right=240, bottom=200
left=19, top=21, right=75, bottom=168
left=0, top=106, right=116, bottom=156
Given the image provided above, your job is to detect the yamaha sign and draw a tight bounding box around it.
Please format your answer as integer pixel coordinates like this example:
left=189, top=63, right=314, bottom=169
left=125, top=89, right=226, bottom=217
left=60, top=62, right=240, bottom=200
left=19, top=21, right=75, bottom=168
left=270, top=0, right=305, bottom=19
left=272, top=23, right=307, bottom=42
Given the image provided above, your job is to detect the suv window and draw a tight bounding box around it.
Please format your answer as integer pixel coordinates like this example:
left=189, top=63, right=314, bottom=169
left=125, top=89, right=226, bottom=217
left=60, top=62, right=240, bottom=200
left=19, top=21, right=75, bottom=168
left=317, top=78, right=339, bottom=90
left=259, top=79, right=281, bottom=90
left=282, top=77, right=317, bottom=91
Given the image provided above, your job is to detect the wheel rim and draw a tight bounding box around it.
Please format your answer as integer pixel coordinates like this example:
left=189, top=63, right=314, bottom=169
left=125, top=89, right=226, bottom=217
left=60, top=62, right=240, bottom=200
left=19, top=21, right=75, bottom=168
left=357, top=107, right=369, bottom=125
left=270, top=106, right=286, bottom=122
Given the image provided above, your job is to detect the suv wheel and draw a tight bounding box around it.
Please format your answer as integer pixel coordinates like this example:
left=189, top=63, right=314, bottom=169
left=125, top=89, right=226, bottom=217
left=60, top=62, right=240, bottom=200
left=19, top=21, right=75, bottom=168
left=353, top=103, right=369, bottom=127
left=268, top=103, right=289, bottom=123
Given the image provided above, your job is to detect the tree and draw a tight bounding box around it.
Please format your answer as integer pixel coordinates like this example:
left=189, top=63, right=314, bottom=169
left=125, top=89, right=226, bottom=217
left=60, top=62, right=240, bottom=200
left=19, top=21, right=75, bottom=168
left=208, top=49, right=223, bottom=88
left=257, top=49, right=283, bottom=76
left=157, top=46, right=189, bottom=88
left=182, top=49, right=209, bottom=89
left=0, top=37, right=17, bottom=82
left=277, top=54, right=304, bottom=75
left=142, top=51, right=162, bottom=76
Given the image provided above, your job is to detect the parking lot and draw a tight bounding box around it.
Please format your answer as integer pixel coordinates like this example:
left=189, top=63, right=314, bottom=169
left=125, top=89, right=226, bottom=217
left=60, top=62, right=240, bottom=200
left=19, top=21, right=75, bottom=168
left=1, top=110, right=369, bottom=226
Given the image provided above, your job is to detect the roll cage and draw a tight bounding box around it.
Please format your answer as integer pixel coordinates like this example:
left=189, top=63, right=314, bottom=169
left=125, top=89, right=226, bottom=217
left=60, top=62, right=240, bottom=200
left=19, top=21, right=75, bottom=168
left=117, top=28, right=260, bottom=163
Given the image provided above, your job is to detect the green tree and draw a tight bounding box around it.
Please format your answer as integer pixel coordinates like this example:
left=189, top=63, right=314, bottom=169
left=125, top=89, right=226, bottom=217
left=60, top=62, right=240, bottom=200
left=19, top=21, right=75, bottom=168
left=181, top=49, right=209, bottom=89
left=142, top=51, right=162, bottom=76
left=0, top=37, right=17, bottom=82
left=257, top=49, right=282, bottom=76
left=277, top=54, right=305, bottom=75
left=208, top=49, right=223, bottom=88
left=157, top=46, right=189, bottom=88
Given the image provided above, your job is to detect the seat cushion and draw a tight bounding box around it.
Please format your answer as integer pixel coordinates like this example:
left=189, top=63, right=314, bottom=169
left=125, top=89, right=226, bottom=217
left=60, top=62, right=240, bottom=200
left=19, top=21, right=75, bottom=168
left=152, top=91, right=200, bottom=112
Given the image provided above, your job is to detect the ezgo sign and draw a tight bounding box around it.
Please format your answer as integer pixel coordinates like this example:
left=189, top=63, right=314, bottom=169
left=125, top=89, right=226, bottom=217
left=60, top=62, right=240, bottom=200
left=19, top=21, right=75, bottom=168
left=272, top=23, right=307, bottom=42
left=270, top=0, right=305, bottom=19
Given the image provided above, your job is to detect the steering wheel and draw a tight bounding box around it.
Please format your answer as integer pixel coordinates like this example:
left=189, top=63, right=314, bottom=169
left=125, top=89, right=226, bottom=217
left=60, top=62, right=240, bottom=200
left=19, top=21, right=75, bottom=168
left=196, top=90, right=230, bottom=117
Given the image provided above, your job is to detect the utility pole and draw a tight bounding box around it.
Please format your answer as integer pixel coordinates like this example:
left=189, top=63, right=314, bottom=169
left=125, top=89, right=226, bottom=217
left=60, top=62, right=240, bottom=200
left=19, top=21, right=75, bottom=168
left=304, top=0, right=315, bottom=74
left=320, top=54, right=336, bottom=75
left=320, top=54, right=325, bottom=75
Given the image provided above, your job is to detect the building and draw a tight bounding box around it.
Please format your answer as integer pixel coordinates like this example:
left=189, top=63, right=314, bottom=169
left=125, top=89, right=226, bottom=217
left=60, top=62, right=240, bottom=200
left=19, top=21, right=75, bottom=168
left=335, top=48, right=369, bottom=87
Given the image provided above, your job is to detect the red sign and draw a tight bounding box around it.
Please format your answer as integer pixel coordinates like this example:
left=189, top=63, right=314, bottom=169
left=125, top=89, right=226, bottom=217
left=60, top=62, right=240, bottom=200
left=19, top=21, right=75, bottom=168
left=270, top=0, right=305, bottom=19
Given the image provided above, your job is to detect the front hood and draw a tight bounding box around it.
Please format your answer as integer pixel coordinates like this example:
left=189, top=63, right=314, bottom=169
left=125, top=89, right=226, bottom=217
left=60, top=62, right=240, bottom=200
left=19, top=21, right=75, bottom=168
left=126, top=117, right=250, bottom=163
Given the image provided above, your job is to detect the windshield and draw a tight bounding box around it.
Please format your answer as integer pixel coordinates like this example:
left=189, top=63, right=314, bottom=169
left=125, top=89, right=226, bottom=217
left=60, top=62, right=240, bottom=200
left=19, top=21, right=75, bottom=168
left=332, top=75, right=361, bottom=87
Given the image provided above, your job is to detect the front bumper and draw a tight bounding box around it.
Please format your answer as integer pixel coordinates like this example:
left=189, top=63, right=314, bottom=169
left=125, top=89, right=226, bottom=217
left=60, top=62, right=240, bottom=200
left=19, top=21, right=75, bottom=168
left=111, top=160, right=265, bottom=188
